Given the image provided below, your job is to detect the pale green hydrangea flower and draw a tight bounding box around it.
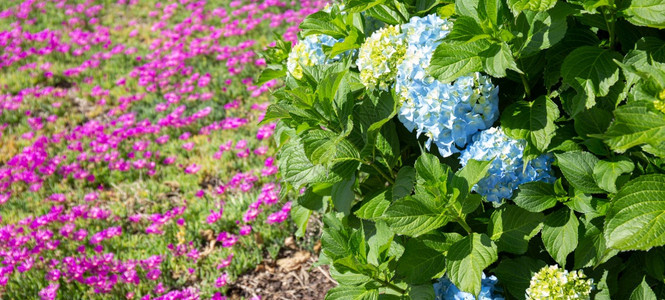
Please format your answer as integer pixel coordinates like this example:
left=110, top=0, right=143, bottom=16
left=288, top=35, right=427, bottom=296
left=356, top=25, right=407, bottom=91
left=655, top=88, right=665, bottom=114
left=526, top=265, right=593, bottom=300
left=286, top=34, right=344, bottom=80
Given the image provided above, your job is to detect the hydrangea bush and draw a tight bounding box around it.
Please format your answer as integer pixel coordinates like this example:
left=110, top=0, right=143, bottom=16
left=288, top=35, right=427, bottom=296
left=260, top=0, right=665, bottom=298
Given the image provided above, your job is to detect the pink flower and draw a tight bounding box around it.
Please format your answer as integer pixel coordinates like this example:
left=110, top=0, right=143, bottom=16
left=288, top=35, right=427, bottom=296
left=239, top=225, right=252, bottom=236
left=184, top=164, right=200, bottom=174
left=182, top=142, right=195, bottom=151
left=214, top=273, right=229, bottom=288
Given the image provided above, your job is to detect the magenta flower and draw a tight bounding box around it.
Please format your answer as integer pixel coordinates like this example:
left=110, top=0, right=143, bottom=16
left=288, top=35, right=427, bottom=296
left=184, top=163, right=200, bottom=174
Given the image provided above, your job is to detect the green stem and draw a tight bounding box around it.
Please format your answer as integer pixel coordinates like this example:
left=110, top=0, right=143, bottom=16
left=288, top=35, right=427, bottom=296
left=457, top=217, right=473, bottom=234
left=367, top=162, right=395, bottom=185
left=603, top=8, right=617, bottom=50
left=521, top=73, right=531, bottom=99
left=375, top=276, right=407, bottom=294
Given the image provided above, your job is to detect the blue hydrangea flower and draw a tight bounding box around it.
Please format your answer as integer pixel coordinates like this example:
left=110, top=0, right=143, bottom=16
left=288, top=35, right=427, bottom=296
left=395, top=15, right=499, bottom=157
left=434, top=273, right=505, bottom=300
left=459, top=127, right=556, bottom=204
left=286, top=34, right=350, bottom=80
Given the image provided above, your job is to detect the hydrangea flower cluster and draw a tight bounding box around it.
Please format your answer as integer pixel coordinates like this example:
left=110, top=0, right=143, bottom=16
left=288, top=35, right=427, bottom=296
left=395, top=15, right=499, bottom=157
left=434, top=273, right=505, bottom=300
left=286, top=34, right=348, bottom=80
left=459, top=127, right=555, bottom=203
left=356, top=25, right=407, bottom=91
left=526, top=265, right=593, bottom=300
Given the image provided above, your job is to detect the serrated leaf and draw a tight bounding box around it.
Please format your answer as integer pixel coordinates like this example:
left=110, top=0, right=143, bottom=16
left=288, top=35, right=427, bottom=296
left=555, top=151, right=605, bottom=194
left=508, top=0, right=556, bottom=14
left=452, top=159, right=493, bottom=200
left=302, top=129, right=360, bottom=166
left=502, top=96, right=559, bottom=154
left=393, top=166, right=416, bottom=200
left=356, top=189, right=392, bottom=220
left=482, top=42, right=521, bottom=77
left=630, top=277, right=658, bottom=300
left=604, top=174, right=665, bottom=251
left=513, top=182, right=559, bottom=212
left=561, top=46, right=622, bottom=110
left=622, top=0, right=665, bottom=29
left=597, top=101, right=665, bottom=154
left=332, top=174, right=356, bottom=215
left=415, top=153, right=449, bottom=183
left=381, top=197, right=449, bottom=237
left=592, top=157, right=635, bottom=193
left=574, top=216, right=618, bottom=269
left=493, top=257, right=547, bottom=300
left=326, top=285, right=379, bottom=300
left=514, top=3, right=571, bottom=57
left=573, top=107, right=613, bottom=137
left=278, top=138, right=331, bottom=187
left=542, top=207, right=579, bottom=266
left=429, top=39, right=492, bottom=83
left=409, top=285, right=435, bottom=300
left=489, top=205, right=544, bottom=254
left=395, top=235, right=448, bottom=284
left=300, top=11, right=347, bottom=38
left=447, top=233, right=498, bottom=296
left=291, top=204, right=312, bottom=238
left=446, top=16, right=486, bottom=41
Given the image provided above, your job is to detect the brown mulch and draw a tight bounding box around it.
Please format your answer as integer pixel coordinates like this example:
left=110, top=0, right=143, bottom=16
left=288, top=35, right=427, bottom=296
left=227, top=237, right=337, bottom=300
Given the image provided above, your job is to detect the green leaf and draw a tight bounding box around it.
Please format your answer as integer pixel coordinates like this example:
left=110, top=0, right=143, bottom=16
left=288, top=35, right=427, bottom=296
left=395, top=234, right=451, bottom=284
left=326, top=284, right=379, bottom=300
left=622, top=0, right=665, bottom=29
left=381, top=196, right=449, bottom=237
left=502, top=96, right=559, bottom=156
left=597, top=101, right=665, bottom=154
left=561, top=46, right=623, bottom=110
left=302, top=129, right=360, bottom=166
left=365, top=4, right=404, bottom=25
left=592, top=157, right=635, bottom=193
left=513, top=182, right=559, bottom=212
left=452, top=159, right=493, bottom=198
left=541, top=207, right=579, bottom=266
left=493, top=257, right=548, bottom=300
left=300, top=11, right=347, bottom=38
left=408, top=285, right=435, bottom=300
left=507, top=0, right=556, bottom=14
left=330, top=29, right=361, bottom=58
left=366, top=220, right=394, bottom=265
left=429, top=39, right=492, bottom=83
left=555, top=151, right=605, bottom=194
left=604, top=174, right=665, bottom=251
left=332, top=174, right=356, bottom=215
left=574, top=216, right=618, bottom=269
left=257, top=66, right=287, bottom=86
left=446, top=16, right=486, bottom=41
left=415, top=153, right=449, bottom=183
left=393, top=166, right=416, bottom=200
left=514, top=2, right=572, bottom=57
left=629, top=277, right=658, bottom=300
left=356, top=189, right=392, bottom=220
left=291, top=204, right=312, bottom=238
left=482, top=42, right=521, bottom=78
left=573, top=107, right=613, bottom=137
left=489, top=205, right=544, bottom=254
left=447, top=233, right=498, bottom=296
left=278, top=138, right=331, bottom=187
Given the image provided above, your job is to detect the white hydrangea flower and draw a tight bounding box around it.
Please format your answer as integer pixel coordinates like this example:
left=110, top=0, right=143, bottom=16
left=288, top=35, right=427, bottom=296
left=526, top=265, right=593, bottom=300
left=356, top=25, right=407, bottom=91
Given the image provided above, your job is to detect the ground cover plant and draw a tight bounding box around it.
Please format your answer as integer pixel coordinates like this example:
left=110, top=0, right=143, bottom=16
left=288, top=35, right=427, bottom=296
left=261, top=0, right=665, bottom=298
left=0, top=0, right=329, bottom=298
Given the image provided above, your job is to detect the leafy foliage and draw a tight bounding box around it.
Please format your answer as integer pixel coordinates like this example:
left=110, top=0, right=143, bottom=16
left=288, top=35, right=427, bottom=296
left=261, top=0, right=665, bottom=298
